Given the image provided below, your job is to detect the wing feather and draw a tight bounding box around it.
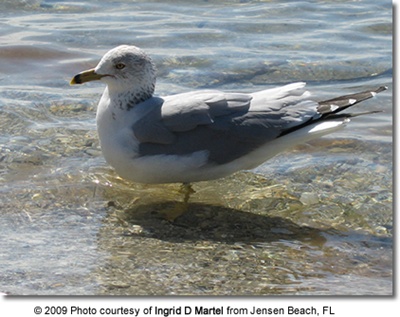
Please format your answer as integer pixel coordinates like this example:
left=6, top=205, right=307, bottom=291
left=134, top=84, right=318, bottom=164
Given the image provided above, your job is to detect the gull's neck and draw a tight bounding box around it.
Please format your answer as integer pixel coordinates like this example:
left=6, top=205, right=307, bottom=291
left=107, top=87, right=153, bottom=112
left=96, top=86, right=152, bottom=130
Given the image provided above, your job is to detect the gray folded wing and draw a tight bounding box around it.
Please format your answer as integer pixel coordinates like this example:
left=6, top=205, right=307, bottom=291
left=133, top=87, right=318, bottom=165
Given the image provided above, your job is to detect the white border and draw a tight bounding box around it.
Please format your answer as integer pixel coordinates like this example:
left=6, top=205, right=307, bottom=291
left=1, top=0, right=396, bottom=315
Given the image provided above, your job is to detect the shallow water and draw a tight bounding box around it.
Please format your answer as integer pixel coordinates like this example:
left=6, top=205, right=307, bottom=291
left=0, top=0, right=392, bottom=295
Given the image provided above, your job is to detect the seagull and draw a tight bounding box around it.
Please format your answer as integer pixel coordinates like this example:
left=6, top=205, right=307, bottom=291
left=70, top=45, right=386, bottom=196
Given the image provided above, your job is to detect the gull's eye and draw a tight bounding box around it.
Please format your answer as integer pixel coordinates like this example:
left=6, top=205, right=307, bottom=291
left=115, top=63, right=126, bottom=70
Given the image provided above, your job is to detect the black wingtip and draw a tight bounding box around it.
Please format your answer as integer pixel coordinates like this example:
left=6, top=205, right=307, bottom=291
left=372, top=86, right=388, bottom=95
left=318, top=85, right=388, bottom=116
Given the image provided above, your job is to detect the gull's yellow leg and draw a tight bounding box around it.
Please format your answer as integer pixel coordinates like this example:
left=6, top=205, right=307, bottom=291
left=160, top=183, right=195, bottom=221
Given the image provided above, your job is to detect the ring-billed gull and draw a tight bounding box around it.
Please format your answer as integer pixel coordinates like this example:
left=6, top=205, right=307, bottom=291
left=70, top=45, right=386, bottom=186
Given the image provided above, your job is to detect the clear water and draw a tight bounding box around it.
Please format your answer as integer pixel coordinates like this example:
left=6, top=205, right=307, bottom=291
left=0, top=0, right=392, bottom=295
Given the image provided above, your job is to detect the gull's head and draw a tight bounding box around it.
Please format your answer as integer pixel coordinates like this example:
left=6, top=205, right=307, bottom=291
left=71, top=45, right=156, bottom=99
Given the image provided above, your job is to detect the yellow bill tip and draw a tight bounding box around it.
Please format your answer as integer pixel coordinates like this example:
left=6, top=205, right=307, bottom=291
left=70, top=69, right=103, bottom=85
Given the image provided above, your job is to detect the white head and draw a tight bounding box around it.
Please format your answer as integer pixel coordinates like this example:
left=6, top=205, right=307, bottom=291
left=71, top=45, right=156, bottom=103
